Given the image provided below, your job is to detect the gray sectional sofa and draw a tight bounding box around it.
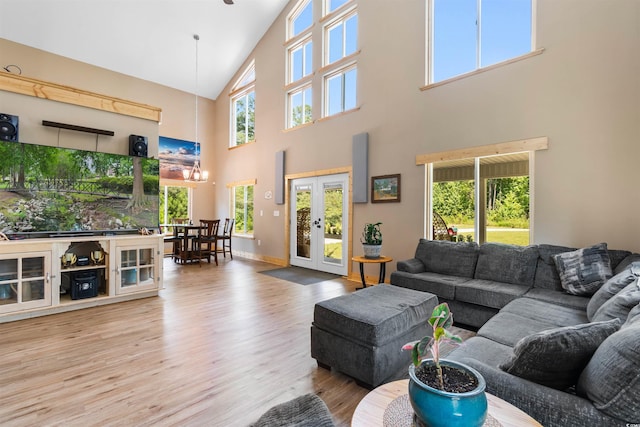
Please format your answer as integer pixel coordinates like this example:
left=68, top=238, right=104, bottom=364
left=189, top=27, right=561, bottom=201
left=390, top=239, right=640, bottom=427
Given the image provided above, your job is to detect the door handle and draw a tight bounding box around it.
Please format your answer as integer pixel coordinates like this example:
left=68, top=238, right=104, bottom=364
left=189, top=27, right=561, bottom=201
left=313, top=218, right=322, bottom=228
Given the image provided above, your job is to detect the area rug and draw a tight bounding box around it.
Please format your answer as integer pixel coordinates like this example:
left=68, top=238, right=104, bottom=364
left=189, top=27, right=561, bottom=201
left=259, top=266, right=340, bottom=286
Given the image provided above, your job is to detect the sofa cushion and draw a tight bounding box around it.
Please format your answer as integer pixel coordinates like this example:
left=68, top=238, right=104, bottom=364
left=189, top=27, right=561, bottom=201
left=553, top=243, right=612, bottom=296
left=592, top=281, right=640, bottom=323
left=577, top=323, right=640, bottom=423
left=499, top=297, right=589, bottom=326
left=390, top=271, right=469, bottom=300
left=447, top=336, right=513, bottom=368
left=615, top=253, right=640, bottom=274
left=474, top=243, right=538, bottom=287
left=396, top=258, right=426, bottom=274
left=587, top=262, right=640, bottom=321
left=524, top=288, right=590, bottom=311
left=414, top=239, right=479, bottom=278
left=498, top=319, right=621, bottom=390
left=534, top=244, right=576, bottom=290
left=455, top=279, right=529, bottom=310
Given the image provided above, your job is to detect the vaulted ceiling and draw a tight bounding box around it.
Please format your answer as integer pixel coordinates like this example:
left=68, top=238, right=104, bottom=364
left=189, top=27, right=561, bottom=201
left=0, top=0, right=290, bottom=100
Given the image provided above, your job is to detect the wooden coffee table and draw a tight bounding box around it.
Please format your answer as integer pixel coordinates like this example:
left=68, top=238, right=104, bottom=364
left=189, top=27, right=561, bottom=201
left=351, top=379, right=542, bottom=427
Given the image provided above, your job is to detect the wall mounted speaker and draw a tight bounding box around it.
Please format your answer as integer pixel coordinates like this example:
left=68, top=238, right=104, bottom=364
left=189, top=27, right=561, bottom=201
left=352, top=132, right=369, bottom=203
left=0, top=113, right=19, bottom=142
left=129, top=134, right=148, bottom=157
left=275, top=150, right=285, bottom=205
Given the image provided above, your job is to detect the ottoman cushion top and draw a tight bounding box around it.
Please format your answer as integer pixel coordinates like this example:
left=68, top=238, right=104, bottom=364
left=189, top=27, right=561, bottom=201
left=313, top=285, right=437, bottom=346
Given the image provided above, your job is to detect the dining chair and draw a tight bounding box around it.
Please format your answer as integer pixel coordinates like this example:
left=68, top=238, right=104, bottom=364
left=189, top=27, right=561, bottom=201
left=217, top=218, right=234, bottom=259
left=196, top=219, right=220, bottom=266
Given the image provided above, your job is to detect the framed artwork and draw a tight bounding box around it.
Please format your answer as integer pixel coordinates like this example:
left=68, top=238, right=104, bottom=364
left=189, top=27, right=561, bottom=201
left=371, top=174, right=401, bottom=203
left=159, top=136, right=198, bottom=180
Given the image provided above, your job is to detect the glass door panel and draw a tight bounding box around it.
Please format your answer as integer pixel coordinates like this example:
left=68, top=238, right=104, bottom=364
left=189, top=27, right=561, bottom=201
left=322, top=182, right=344, bottom=266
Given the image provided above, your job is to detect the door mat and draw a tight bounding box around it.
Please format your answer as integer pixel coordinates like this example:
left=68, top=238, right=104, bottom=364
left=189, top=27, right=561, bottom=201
left=259, top=266, right=340, bottom=286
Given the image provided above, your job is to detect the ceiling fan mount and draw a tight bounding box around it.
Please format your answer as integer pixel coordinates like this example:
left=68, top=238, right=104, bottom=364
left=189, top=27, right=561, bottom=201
left=223, top=0, right=234, bottom=4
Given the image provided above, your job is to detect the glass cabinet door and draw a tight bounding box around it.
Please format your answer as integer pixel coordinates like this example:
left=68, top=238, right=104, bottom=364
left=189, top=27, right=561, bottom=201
left=116, top=246, right=156, bottom=294
left=0, top=252, right=51, bottom=314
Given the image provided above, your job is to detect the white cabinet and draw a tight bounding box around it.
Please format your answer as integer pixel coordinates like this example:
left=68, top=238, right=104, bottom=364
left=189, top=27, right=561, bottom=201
left=0, top=234, right=162, bottom=322
left=115, top=246, right=158, bottom=294
left=0, top=251, right=52, bottom=314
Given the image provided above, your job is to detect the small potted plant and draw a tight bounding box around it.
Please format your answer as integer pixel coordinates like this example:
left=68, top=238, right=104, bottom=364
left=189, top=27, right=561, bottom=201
left=361, top=222, right=382, bottom=259
left=402, top=303, right=487, bottom=427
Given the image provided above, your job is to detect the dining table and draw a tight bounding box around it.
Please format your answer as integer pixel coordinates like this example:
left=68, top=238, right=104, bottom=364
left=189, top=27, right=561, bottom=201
left=167, top=223, right=206, bottom=264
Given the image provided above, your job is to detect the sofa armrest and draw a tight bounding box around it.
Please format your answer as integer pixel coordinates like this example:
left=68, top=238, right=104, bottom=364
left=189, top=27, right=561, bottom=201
left=457, top=358, right=622, bottom=427
left=396, top=258, right=426, bottom=274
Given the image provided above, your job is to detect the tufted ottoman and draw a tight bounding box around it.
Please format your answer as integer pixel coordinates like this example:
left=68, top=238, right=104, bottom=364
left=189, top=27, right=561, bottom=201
left=311, top=285, right=438, bottom=388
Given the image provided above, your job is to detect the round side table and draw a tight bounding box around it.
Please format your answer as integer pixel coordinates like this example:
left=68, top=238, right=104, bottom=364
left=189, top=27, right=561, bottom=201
left=352, top=255, right=393, bottom=289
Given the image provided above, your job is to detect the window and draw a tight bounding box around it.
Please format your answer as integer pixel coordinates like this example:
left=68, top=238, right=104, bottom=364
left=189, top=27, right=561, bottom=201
left=325, top=11, right=358, bottom=65
left=429, top=0, right=532, bottom=83
left=159, top=185, right=190, bottom=234
left=289, top=0, right=313, bottom=39
left=419, top=138, right=548, bottom=246
left=229, top=181, right=255, bottom=236
left=289, top=37, right=313, bottom=83
left=289, top=84, right=313, bottom=127
left=325, top=65, right=357, bottom=116
left=230, top=62, right=255, bottom=147
left=325, top=0, right=351, bottom=14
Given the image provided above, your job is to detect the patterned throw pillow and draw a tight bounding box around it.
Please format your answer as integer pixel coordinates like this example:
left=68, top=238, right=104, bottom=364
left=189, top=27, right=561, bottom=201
left=553, top=243, right=613, bottom=296
left=499, top=319, right=621, bottom=390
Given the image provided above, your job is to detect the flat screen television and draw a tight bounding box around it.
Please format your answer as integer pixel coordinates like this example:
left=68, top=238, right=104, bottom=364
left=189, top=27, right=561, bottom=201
left=0, top=140, right=159, bottom=239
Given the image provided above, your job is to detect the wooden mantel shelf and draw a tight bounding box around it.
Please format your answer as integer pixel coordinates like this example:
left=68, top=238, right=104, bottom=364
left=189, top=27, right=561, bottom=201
left=0, top=71, right=162, bottom=122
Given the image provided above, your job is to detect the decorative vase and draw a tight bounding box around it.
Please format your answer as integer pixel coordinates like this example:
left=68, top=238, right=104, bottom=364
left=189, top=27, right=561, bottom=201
left=362, top=244, right=382, bottom=259
left=408, top=359, right=487, bottom=427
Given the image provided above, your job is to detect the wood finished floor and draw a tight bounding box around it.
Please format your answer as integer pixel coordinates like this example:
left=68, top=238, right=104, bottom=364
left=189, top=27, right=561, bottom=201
left=0, top=257, right=369, bottom=426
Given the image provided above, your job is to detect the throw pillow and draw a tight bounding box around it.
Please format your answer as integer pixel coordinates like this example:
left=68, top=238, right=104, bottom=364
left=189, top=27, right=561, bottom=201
left=498, top=319, right=621, bottom=390
left=553, top=243, right=613, bottom=296
left=592, top=280, right=640, bottom=323
left=586, top=261, right=640, bottom=321
left=624, top=304, right=640, bottom=327
left=577, top=323, right=640, bottom=422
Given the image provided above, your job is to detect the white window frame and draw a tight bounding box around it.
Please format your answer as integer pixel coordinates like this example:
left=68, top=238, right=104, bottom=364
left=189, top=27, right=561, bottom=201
left=323, top=0, right=353, bottom=16
left=230, top=61, right=256, bottom=148
left=323, top=8, right=358, bottom=66
left=287, top=0, right=313, bottom=40
left=287, top=83, right=313, bottom=128
left=287, top=35, right=313, bottom=84
left=228, top=180, right=256, bottom=237
left=323, top=63, right=357, bottom=117
left=426, top=0, right=536, bottom=85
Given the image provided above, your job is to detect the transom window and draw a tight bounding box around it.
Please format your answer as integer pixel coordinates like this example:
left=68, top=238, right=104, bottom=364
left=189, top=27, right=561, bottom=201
left=325, top=0, right=351, bottom=14
left=429, top=0, right=532, bottom=83
left=230, top=62, right=255, bottom=147
left=289, top=0, right=313, bottom=38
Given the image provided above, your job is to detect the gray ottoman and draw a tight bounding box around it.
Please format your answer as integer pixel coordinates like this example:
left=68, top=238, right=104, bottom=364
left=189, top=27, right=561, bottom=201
left=311, top=285, right=438, bottom=388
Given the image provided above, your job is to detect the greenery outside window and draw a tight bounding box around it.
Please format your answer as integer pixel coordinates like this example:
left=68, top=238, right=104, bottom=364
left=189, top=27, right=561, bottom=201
left=230, top=62, right=255, bottom=147
left=230, top=182, right=255, bottom=236
left=159, top=185, right=189, bottom=231
left=325, top=65, right=357, bottom=116
left=429, top=0, right=532, bottom=83
left=288, top=84, right=313, bottom=127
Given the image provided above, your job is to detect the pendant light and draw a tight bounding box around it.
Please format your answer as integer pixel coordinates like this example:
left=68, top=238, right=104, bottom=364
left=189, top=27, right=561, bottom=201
left=183, top=34, right=209, bottom=183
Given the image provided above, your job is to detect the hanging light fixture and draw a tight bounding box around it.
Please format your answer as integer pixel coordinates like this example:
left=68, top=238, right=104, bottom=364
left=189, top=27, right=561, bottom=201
left=183, top=34, right=209, bottom=183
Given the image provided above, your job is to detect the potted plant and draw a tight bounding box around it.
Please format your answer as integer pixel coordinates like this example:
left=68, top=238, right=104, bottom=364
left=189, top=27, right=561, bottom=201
left=361, top=222, right=382, bottom=259
left=402, top=303, right=487, bottom=427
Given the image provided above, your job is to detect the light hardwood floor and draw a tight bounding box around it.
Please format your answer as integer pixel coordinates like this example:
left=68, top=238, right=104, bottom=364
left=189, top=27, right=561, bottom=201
left=0, top=257, right=370, bottom=426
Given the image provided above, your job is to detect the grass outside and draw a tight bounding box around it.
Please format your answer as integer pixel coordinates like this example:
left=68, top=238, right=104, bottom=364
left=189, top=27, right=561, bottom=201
left=454, top=224, right=530, bottom=246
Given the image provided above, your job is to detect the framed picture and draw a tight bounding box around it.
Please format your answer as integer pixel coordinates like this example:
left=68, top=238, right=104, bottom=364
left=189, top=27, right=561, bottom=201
left=371, top=174, right=401, bottom=203
left=159, top=136, right=198, bottom=180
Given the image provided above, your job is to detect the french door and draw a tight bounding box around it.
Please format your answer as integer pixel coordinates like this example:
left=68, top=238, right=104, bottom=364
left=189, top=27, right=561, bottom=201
left=290, top=174, right=349, bottom=275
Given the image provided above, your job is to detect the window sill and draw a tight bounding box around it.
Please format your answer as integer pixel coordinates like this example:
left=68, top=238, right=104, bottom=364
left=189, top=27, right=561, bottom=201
left=317, top=106, right=360, bottom=123
left=228, top=140, right=256, bottom=151
left=232, top=233, right=255, bottom=240
left=421, top=48, right=545, bottom=91
left=283, top=121, right=314, bottom=133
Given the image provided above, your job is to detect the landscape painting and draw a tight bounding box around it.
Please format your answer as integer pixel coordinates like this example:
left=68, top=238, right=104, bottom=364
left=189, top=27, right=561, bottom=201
left=159, top=136, right=197, bottom=180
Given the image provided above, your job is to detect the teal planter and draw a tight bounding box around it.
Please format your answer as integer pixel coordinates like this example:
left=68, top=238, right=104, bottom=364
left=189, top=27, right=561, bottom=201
left=408, top=359, right=487, bottom=427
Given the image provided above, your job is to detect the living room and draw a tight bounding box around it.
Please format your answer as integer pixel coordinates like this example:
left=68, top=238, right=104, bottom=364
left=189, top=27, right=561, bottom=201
left=0, top=0, right=638, bottom=425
